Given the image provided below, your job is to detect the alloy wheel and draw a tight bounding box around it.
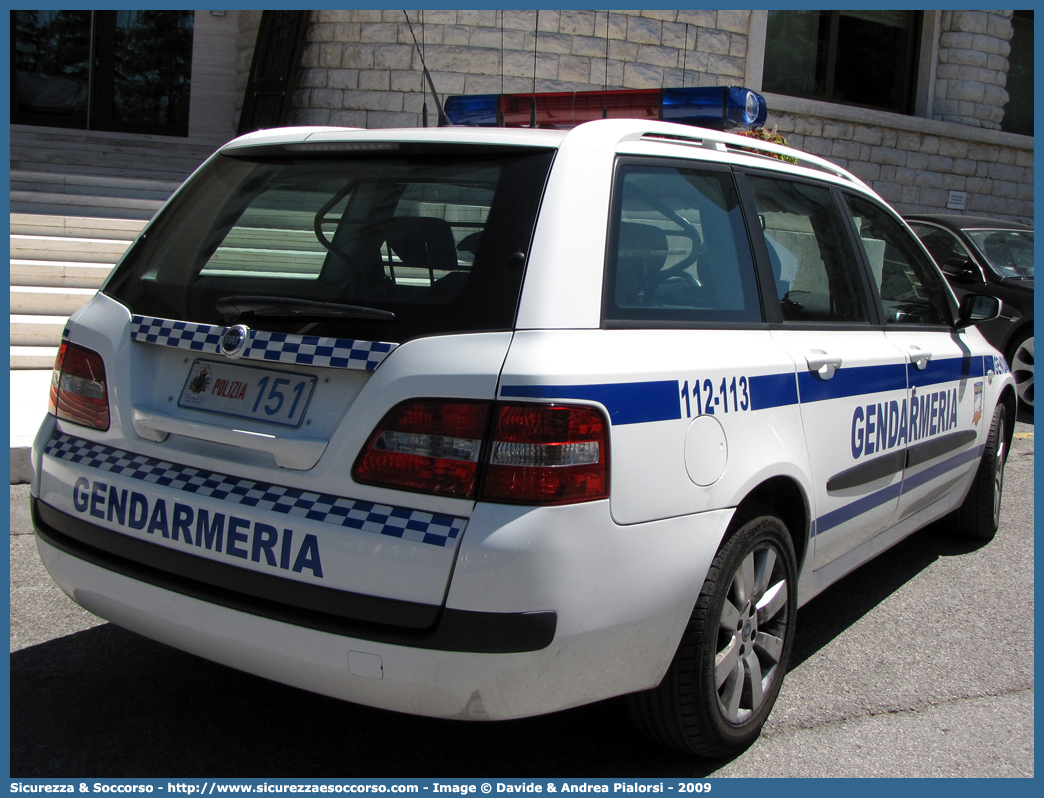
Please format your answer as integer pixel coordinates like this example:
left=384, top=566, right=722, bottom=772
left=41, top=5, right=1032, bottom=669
left=714, top=542, right=790, bottom=724
left=1011, top=335, right=1034, bottom=409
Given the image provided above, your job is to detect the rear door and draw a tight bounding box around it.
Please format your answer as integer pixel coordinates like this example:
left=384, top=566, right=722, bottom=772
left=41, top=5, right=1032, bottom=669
left=740, top=171, right=909, bottom=569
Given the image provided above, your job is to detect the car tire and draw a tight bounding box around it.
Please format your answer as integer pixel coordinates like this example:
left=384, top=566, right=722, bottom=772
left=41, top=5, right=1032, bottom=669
left=1007, top=332, right=1033, bottom=411
left=627, top=504, right=798, bottom=757
left=947, top=403, right=1008, bottom=541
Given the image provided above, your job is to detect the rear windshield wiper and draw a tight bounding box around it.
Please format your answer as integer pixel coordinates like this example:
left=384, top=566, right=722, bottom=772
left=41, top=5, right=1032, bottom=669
left=217, top=296, right=395, bottom=323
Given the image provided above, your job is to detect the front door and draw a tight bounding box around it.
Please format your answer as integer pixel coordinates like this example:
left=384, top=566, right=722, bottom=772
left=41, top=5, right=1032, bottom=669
left=844, top=196, right=987, bottom=522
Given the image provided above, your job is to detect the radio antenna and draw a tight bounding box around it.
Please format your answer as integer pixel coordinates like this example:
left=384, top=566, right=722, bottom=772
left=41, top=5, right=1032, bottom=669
left=403, top=10, right=449, bottom=126
left=530, top=10, right=540, bottom=127
left=601, top=10, right=610, bottom=118
left=682, top=23, right=690, bottom=86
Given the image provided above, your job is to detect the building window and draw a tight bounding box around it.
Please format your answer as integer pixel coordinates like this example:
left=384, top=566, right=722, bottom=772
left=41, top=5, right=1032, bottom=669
left=1002, top=10, right=1033, bottom=135
left=762, top=10, right=921, bottom=114
left=12, top=10, right=193, bottom=136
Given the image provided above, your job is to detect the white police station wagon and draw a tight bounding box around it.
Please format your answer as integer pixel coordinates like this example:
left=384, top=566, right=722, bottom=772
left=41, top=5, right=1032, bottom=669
left=32, top=87, right=1015, bottom=757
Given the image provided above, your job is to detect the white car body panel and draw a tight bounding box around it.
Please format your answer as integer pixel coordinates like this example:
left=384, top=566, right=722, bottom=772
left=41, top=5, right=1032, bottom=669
left=514, top=145, right=616, bottom=331
left=498, top=328, right=814, bottom=527
left=30, top=116, right=1016, bottom=730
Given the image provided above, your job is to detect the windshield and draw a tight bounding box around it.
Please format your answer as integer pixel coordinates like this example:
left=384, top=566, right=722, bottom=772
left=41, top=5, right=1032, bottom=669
left=104, top=145, right=555, bottom=342
left=966, top=228, right=1034, bottom=278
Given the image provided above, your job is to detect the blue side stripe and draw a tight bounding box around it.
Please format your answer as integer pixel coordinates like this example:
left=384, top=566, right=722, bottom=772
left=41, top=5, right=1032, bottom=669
left=798, top=362, right=907, bottom=404
left=908, top=354, right=985, bottom=389
left=500, top=356, right=979, bottom=426
left=749, top=373, right=799, bottom=410
left=901, top=443, right=984, bottom=494
left=815, top=482, right=903, bottom=536
left=499, top=381, right=681, bottom=426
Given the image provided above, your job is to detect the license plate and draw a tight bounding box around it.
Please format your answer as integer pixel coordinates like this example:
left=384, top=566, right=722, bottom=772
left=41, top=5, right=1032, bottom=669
left=178, top=360, right=316, bottom=428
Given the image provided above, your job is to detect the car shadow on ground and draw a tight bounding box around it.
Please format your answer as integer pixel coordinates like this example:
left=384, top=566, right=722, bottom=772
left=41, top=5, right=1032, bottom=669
left=11, top=620, right=705, bottom=777
left=787, top=519, right=987, bottom=671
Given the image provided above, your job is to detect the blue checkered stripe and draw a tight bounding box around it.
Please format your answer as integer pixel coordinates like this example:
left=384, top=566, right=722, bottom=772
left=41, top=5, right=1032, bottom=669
left=247, top=329, right=395, bottom=371
left=130, top=315, right=397, bottom=372
left=130, top=316, right=222, bottom=354
left=45, top=433, right=466, bottom=548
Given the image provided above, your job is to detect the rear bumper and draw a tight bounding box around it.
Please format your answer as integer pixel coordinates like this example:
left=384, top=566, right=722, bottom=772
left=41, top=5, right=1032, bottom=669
left=34, top=495, right=734, bottom=720
left=33, top=497, right=556, bottom=653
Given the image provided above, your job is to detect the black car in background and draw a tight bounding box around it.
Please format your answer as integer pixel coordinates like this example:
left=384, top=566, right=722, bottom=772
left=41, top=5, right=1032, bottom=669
left=907, top=214, right=1034, bottom=411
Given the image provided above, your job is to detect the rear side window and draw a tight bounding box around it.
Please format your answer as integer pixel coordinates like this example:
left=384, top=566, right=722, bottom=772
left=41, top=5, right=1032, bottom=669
left=604, top=163, right=761, bottom=325
left=746, top=174, right=869, bottom=324
left=105, top=146, right=555, bottom=343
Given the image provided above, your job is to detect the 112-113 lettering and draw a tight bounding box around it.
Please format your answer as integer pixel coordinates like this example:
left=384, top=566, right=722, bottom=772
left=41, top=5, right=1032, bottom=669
left=680, top=376, right=750, bottom=418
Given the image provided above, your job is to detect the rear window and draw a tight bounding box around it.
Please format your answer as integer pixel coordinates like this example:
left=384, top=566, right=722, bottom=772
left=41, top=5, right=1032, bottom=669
left=105, top=145, right=555, bottom=342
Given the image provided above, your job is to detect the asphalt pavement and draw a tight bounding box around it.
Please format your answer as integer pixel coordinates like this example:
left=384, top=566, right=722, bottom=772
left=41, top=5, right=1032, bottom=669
left=8, top=422, right=1034, bottom=777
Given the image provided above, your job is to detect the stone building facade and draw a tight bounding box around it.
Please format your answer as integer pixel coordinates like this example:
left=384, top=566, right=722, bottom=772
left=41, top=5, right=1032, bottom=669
left=933, top=10, right=1015, bottom=130
left=235, top=9, right=1032, bottom=224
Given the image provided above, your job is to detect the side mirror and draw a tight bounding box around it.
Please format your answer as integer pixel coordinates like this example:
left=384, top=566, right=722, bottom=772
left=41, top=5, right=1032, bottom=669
left=955, top=293, right=1002, bottom=330
left=942, top=255, right=982, bottom=283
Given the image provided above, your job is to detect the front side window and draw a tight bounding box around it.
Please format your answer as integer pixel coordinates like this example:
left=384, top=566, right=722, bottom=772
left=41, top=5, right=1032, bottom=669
left=762, top=10, right=921, bottom=114
left=746, top=174, right=869, bottom=324
left=845, top=197, right=953, bottom=326
left=604, top=163, right=761, bottom=325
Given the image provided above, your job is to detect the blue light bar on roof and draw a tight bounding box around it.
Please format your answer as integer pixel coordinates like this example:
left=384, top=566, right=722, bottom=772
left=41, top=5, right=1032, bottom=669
left=663, top=86, right=767, bottom=129
left=443, top=93, right=500, bottom=126
left=443, top=86, right=768, bottom=130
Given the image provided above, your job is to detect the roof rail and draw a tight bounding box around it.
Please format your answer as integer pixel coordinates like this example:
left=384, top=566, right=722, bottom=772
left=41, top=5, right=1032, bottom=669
left=640, top=128, right=870, bottom=190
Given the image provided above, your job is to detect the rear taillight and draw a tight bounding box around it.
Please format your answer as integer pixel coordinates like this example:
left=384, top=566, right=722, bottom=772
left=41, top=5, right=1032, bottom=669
left=353, top=400, right=609, bottom=505
left=353, top=400, right=491, bottom=498
left=49, top=342, right=110, bottom=431
left=481, top=403, right=608, bottom=505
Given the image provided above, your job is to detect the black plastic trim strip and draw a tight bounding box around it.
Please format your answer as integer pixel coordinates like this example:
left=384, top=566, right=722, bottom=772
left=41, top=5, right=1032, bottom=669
left=905, top=430, right=978, bottom=469
left=33, top=498, right=556, bottom=653
left=826, top=450, right=906, bottom=492
left=825, top=429, right=979, bottom=492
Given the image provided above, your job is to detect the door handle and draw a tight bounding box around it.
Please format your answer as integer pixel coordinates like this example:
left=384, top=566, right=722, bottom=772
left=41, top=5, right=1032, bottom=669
left=908, top=346, right=932, bottom=370
left=806, top=350, right=842, bottom=380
